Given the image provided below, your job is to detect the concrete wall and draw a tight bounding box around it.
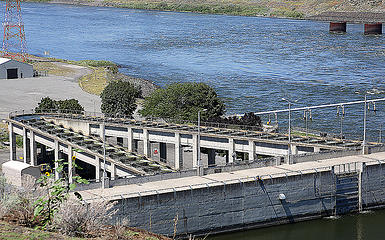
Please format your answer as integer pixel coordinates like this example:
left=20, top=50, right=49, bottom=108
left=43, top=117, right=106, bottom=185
left=362, top=163, right=385, bottom=209
left=110, top=170, right=335, bottom=236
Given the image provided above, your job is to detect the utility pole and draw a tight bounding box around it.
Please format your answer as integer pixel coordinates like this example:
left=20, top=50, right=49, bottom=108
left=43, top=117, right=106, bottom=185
left=2, top=0, right=27, bottom=62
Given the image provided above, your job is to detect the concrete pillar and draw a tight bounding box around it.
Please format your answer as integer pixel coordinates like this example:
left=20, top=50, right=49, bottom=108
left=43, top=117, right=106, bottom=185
left=364, top=23, right=382, bottom=35
left=329, top=22, right=346, bottom=33
left=110, top=162, right=116, bottom=181
left=192, top=134, right=198, bottom=168
left=358, top=162, right=365, bottom=212
left=228, top=138, right=235, bottom=164
left=95, top=156, right=101, bottom=182
left=143, top=129, right=149, bottom=157
left=29, top=131, right=37, bottom=166
left=22, top=127, right=28, bottom=163
left=127, top=127, right=133, bottom=152
left=54, top=140, right=60, bottom=180
left=68, top=145, right=73, bottom=184
left=314, top=146, right=321, bottom=153
left=174, top=133, right=181, bottom=170
left=99, top=123, right=105, bottom=139
left=248, top=140, right=256, bottom=162
left=8, top=122, right=16, bottom=161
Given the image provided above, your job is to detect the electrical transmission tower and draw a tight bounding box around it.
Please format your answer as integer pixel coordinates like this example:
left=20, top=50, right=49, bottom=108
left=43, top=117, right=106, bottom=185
left=1, top=0, right=27, bottom=62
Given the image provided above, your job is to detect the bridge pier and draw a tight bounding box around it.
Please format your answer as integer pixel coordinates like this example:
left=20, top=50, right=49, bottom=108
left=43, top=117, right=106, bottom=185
left=364, top=23, right=382, bottom=35
left=329, top=22, right=346, bottom=33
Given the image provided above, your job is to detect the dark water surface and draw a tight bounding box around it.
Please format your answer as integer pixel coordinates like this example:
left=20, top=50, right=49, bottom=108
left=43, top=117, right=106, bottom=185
left=208, top=210, right=385, bottom=240
left=8, top=2, right=385, bottom=139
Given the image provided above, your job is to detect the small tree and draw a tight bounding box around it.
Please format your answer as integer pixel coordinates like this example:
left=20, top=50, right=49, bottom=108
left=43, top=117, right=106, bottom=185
left=100, top=80, right=141, bottom=117
left=141, top=82, right=225, bottom=121
left=33, top=157, right=89, bottom=229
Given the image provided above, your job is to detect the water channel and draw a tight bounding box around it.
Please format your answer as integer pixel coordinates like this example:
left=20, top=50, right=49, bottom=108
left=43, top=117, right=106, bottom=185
left=4, top=2, right=385, bottom=239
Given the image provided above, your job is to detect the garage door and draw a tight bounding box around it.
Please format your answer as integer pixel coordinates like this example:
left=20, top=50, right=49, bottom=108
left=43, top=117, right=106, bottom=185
left=7, top=68, right=18, bottom=79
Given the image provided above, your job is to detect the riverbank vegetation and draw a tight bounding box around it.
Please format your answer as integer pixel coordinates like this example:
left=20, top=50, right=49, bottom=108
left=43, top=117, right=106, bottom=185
left=30, top=0, right=385, bottom=19
left=0, top=161, right=170, bottom=240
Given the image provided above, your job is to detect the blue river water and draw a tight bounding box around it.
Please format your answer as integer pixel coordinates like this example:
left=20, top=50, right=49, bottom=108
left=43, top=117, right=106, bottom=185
left=8, top=2, right=385, bottom=139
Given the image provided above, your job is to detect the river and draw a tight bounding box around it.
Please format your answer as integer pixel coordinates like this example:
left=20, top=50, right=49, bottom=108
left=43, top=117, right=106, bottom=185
left=208, top=210, right=385, bottom=240
left=5, top=2, right=385, bottom=239
left=16, top=2, right=385, bottom=141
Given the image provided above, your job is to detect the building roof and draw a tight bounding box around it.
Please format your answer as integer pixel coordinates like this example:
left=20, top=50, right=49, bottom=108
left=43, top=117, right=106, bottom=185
left=0, top=57, right=11, bottom=65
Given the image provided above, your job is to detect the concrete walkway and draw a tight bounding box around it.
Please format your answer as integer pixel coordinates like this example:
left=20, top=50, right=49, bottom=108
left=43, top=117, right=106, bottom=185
left=0, top=63, right=101, bottom=119
left=79, top=151, right=385, bottom=201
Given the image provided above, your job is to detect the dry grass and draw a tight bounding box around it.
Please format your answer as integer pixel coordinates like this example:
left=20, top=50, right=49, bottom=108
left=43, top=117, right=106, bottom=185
left=78, top=68, right=112, bottom=95
left=32, top=62, right=76, bottom=77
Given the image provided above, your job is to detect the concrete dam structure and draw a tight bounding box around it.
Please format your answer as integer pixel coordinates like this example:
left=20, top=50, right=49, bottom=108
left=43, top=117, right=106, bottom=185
left=5, top=110, right=385, bottom=237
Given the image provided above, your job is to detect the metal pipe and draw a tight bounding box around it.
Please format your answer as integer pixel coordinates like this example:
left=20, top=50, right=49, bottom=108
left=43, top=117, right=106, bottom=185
left=229, top=97, right=385, bottom=117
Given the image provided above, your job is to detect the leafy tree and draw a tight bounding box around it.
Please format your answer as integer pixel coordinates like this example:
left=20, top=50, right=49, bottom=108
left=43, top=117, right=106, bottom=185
left=57, top=99, right=84, bottom=113
left=35, top=97, right=84, bottom=114
left=141, top=82, right=225, bottom=121
left=100, top=80, right=141, bottom=117
left=35, top=97, right=57, bottom=112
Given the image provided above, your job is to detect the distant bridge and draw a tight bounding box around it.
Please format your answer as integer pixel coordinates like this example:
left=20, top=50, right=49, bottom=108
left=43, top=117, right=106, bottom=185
left=309, top=12, right=384, bottom=34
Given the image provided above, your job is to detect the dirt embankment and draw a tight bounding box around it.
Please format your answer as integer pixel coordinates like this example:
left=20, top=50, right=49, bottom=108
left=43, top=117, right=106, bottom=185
left=27, top=0, right=385, bottom=18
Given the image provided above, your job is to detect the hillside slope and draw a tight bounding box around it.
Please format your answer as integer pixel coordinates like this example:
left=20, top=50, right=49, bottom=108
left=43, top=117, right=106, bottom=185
left=35, top=0, right=385, bottom=18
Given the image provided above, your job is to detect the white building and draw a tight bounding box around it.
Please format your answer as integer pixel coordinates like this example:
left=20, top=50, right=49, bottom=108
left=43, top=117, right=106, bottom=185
left=0, top=57, right=33, bottom=79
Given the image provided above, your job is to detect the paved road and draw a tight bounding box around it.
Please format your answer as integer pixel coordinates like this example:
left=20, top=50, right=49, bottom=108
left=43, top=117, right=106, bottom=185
left=0, top=63, right=101, bottom=119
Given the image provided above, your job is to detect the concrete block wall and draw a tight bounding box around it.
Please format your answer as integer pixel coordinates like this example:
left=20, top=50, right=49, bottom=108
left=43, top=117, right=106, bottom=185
left=362, top=164, right=385, bottom=208
left=110, top=171, right=336, bottom=236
